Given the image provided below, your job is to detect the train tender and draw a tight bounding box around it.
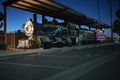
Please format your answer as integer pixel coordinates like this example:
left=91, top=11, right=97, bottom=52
left=78, top=29, right=107, bottom=45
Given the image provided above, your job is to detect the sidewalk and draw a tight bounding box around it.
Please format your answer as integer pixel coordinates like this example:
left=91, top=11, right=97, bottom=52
left=0, top=46, right=78, bottom=57
left=0, top=43, right=117, bottom=57
left=0, top=48, right=45, bottom=57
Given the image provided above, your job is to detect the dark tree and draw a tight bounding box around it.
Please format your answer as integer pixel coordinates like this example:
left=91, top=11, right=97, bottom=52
left=116, top=9, right=120, bottom=19
left=113, top=19, right=120, bottom=35
left=0, top=12, right=4, bottom=29
left=113, top=9, right=120, bottom=35
left=0, top=12, right=4, bottom=21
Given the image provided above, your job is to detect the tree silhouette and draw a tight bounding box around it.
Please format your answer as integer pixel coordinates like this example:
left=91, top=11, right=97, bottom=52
left=113, top=9, right=120, bottom=35
left=116, top=9, right=120, bottom=19
left=0, top=12, right=4, bottom=29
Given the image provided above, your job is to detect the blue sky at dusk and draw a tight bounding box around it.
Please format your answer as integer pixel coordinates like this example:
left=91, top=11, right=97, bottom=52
left=0, top=0, right=120, bottom=36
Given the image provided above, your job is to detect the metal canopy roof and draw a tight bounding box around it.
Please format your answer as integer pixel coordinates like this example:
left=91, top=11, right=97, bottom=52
left=2, top=0, right=111, bottom=29
left=3, top=0, right=86, bottom=25
left=83, top=17, right=111, bottom=28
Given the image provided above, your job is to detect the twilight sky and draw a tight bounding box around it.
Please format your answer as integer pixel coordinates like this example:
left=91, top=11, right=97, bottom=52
left=0, top=0, right=120, bottom=36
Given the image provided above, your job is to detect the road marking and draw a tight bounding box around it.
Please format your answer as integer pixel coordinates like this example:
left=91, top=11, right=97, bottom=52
left=94, top=54, right=100, bottom=56
left=0, top=57, right=13, bottom=60
left=41, top=53, right=116, bottom=80
left=0, top=62, right=67, bottom=69
left=27, top=54, right=91, bottom=59
left=86, top=54, right=92, bottom=57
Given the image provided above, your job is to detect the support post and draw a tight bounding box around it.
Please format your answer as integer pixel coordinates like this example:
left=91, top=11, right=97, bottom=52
left=33, top=14, right=37, bottom=23
left=88, top=26, right=91, bottom=31
left=79, top=25, right=81, bottom=29
left=4, top=6, right=7, bottom=44
left=42, top=15, right=45, bottom=24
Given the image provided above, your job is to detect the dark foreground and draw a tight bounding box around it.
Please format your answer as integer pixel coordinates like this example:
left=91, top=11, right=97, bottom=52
left=0, top=43, right=120, bottom=80
left=76, top=54, right=120, bottom=80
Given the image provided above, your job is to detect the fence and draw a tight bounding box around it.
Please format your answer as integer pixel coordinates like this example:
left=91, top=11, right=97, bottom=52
left=0, top=32, right=24, bottom=49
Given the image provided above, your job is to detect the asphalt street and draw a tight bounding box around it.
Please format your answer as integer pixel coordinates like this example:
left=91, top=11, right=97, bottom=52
left=0, top=43, right=120, bottom=80
left=76, top=54, right=120, bottom=80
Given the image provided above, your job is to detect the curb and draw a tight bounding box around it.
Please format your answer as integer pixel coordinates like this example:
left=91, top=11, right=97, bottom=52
left=0, top=43, right=119, bottom=58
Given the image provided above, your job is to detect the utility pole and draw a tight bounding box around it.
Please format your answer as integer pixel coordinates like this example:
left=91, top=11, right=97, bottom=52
left=108, top=0, right=113, bottom=42
left=118, top=0, right=120, bottom=9
left=97, top=0, right=101, bottom=22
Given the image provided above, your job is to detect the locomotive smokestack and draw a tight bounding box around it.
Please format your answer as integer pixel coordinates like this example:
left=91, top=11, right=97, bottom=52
left=33, top=14, right=37, bottom=23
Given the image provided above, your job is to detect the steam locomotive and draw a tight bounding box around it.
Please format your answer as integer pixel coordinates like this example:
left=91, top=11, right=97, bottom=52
left=38, top=24, right=107, bottom=48
left=17, top=19, right=107, bottom=49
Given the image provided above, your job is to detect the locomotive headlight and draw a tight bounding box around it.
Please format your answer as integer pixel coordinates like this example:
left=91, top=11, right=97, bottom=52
left=24, top=18, right=34, bottom=37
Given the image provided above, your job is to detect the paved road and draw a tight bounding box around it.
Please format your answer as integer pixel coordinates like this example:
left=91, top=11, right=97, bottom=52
left=0, top=44, right=120, bottom=80
left=76, top=54, right=120, bottom=80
